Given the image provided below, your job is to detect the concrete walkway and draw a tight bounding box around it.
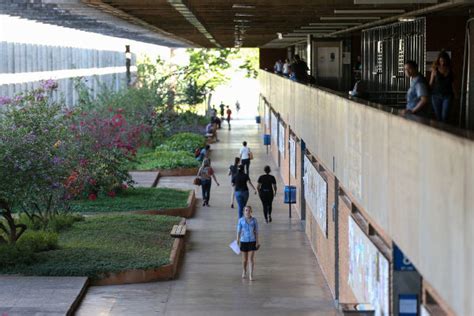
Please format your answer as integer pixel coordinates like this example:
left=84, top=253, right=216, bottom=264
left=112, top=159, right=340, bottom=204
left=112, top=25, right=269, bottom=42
left=77, top=120, right=339, bottom=316
left=0, top=276, right=87, bottom=316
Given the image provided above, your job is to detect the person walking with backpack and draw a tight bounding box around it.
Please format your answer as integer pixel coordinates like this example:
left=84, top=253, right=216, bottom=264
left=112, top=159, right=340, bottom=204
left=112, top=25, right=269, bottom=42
left=257, top=165, right=277, bottom=223
left=239, top=141, right=252, bottom=175
left=198, top=158, right=220, bottom=207
left=232, top=164, right=257, bottom=218
left=228, top=157, right=240, bottom=209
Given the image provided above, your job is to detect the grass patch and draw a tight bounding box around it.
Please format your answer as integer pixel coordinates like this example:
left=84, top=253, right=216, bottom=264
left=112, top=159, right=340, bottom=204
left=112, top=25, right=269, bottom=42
left=0, top=214, right=180, bottom=278
left=129, top=150, right=200, bottom=171
left=70, top=187, right=190, bottom=213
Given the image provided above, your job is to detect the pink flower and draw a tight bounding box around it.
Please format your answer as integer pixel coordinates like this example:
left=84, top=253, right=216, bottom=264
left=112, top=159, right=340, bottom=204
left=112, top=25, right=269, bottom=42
left=88, top=193, right=97, bottom=201
left=107, top=191, right=116, bottom=198
left=121, top=183, right=128, bottom=190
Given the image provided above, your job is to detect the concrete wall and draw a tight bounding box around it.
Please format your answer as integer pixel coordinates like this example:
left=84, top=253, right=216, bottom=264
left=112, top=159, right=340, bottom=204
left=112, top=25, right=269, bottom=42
left=259, top=70, right=473, bottom=316
left=0, top=41, right=135, bottom=106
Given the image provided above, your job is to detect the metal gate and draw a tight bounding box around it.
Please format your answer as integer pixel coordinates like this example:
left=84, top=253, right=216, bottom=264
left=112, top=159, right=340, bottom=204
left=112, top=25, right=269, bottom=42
left=362, top=18, right=426, bottom=106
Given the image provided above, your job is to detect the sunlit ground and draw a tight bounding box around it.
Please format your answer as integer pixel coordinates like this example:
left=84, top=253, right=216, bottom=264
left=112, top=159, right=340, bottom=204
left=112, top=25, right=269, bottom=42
left=212, top=70, right=259, bottom=120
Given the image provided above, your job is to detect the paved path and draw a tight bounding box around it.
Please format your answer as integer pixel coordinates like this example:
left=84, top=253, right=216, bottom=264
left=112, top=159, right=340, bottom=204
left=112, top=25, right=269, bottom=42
left=0, top=276, right=87, bottom=316
left=78, top=120, right=339, bottom=316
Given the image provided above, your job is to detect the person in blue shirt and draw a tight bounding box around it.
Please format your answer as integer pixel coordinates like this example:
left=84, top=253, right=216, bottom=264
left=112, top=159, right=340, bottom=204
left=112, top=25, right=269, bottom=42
left=403, top=60, right=429, bottom=116
left=237, top=206, right=260, bottom=281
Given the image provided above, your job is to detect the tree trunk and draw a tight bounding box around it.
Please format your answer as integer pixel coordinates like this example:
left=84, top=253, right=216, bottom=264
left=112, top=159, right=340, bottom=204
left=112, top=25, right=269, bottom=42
left=0, top=200, right=27, bottom=244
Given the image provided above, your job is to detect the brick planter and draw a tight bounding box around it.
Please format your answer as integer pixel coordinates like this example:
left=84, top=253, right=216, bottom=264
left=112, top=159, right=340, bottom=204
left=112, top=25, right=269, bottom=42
left=133, top=190, right=196, bottom=218
left=92, top=219, right=186, bottom=286
left=157, top=167, right=199, bottom=177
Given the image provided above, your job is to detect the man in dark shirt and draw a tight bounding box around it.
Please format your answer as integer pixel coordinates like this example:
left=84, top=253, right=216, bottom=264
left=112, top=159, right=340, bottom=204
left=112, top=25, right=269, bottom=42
left=291, top=54, right=309, bottom=83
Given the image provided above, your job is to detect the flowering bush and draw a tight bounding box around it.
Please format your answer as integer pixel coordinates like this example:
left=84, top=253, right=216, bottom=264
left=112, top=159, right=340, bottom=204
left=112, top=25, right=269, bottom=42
left=0, top=83, right=78, bottom=243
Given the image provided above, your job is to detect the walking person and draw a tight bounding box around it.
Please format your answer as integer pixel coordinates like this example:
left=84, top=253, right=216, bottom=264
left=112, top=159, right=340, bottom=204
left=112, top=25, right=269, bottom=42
left=226, top=106, right=232, bottom=130
left=237, top=206, right=260, bottom=281
left=257, top=165, right=277, bottom=223
left=239, top=141, right=252, bottom=175
left=228, top=157, right=240, bottom=209
left=232, top=164, right=257, bottom=218
left=429, top=51, right=454, bottom=123
left=197, top=158, right=220, bottom=207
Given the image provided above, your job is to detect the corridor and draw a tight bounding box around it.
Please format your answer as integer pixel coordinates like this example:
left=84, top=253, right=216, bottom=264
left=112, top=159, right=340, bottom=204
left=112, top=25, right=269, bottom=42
left=77, top=120, right=339, bottom=316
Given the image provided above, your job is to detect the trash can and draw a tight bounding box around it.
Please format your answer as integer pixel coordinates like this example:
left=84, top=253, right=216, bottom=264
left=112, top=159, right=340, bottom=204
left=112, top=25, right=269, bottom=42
left=263, top=134, right=271, bottom=146
left=284, top=186, right=296, bottom=204
left=255, top=115, right=261, bottom=124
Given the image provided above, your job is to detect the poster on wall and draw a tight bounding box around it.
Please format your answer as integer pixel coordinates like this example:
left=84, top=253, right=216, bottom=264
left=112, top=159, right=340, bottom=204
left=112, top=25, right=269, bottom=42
left=271, top=112, right=277, bottom=145
left=265, top=104, right=270, bottom=129
left=303, top=156, right=327, bottom=237
left=289, top=136, right=296, bottom=178
left=317, top=46, right=340, bottom=78
left=348, top=217, right=390, bottom=316
left=278, top=121, right=285, bottom=157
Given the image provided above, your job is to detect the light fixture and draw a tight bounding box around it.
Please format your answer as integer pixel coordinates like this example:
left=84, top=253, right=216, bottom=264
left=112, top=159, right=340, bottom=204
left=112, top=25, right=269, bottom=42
left=232, top=4, right=256, bottom=9
left=309, top=22, right=362, bottom=26
left=234, top=19, right=250, bottom=23
left=277, top=32, right=283, bottom=39
left=398, top=17, right=416, bottom=22
left=334, top=9, right=405, bottom=14
left=320, top=16, right=380, bottom=20
left=235, top=13, right=254, bottom=17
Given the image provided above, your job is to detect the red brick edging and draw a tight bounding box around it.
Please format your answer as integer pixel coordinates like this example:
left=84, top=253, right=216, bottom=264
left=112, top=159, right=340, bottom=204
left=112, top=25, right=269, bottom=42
left=91, top=218, right=187, bottom=286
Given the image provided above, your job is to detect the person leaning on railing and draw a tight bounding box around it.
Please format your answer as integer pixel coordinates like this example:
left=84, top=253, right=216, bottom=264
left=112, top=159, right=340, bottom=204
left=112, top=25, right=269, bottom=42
left=429, top=51, right=454, bottom=123
left=402, top=60, right=430, bottom=117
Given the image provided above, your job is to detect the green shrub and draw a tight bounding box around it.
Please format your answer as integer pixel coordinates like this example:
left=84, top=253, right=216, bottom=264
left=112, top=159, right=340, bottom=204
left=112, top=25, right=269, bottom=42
left=0, top=244, right=35, bottom=267
left=47, top=213, right=84, bottom=232
left=17, top=213, right=84, bottom=232
left=16, top=230, right=59, bottom=253
left=158, top=132, right=205, bottom=153
left=130, top=150, right=200, bottom=170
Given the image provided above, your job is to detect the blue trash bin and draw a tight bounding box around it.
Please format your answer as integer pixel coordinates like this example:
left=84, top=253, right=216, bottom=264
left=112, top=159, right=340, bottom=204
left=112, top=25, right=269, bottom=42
left=263, top=134, right=271, bottom=146
left=256, top=115, right=261, bottom=124
left=284, top=186, right=296, bottom=204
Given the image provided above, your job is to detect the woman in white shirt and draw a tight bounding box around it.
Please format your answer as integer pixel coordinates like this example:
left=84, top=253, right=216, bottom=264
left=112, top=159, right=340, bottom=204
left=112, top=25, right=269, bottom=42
left=239, top=141, right=251, bottom=175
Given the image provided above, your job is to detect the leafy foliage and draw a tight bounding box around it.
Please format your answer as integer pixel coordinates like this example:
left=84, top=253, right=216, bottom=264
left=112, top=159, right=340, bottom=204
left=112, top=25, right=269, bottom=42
left=70, top=188, right=189, bottom=213
left=130, top=150, right=200, bottom=171
left=158, top=132, right=205, bottom=153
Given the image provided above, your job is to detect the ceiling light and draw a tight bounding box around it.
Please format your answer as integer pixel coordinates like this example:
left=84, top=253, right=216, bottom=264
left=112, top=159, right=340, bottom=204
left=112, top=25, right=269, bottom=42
left=320, top=17, right=380, bottom=20
left=235, top=13, right=254, bottom=17
left=334, top=9, right=405, bottom=14
left=277, top=32, right=283, bottom=39
left=399, top=17, right=416, bottom=22
left=234, top=19, right=250, bottom=23
left=232, top=4, right=256, bottom=9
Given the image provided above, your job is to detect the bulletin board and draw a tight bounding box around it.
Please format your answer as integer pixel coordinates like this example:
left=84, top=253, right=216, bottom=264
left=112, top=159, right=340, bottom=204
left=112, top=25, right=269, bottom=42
left=271, top=112, right=278, bottom=145
left=303, top=156, right=328, bottom=237
left=278, top=121, right=285, bottom=157
left=289, top=136, right=296, bottom=178
left=348, top=217, right=390, bottom=316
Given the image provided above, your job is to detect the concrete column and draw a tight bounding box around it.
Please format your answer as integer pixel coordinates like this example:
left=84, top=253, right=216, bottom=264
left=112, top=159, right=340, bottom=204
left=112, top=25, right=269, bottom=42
left=0, top=42, right=7, bottom=74
left=26, top=43, right=33, bottom=74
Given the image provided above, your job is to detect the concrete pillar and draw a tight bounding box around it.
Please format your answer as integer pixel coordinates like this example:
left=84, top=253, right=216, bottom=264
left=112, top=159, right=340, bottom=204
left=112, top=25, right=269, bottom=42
left=0, top=42, right=7, bottom=74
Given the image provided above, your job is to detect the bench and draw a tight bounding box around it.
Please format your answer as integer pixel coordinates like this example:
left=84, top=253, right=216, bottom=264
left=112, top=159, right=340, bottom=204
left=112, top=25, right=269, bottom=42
left=170, top=224, right=187, bottom=238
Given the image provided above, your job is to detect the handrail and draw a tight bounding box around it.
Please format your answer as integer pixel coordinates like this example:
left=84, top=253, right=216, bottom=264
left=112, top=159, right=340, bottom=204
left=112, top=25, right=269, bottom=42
left=261, top=69, right=474, bottom=142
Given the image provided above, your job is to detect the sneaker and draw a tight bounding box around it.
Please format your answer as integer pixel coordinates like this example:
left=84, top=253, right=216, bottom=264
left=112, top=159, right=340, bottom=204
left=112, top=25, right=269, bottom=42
left=265, top=218, right=268, bottom=223
left=231, top=203, right=234, bottom=208
left=269, top=216, right=272, bottom=222
left=202, top=201, right=206, bottom=206
left=249, top=274, right=254, bottom=281
left=242, top=271, right=246, bottom=279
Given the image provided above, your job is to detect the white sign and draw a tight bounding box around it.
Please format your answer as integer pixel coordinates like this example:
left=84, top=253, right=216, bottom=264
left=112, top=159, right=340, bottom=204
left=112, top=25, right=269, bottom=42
left=348, top=217, right=390, bottom=316
left=278, top=122, right=285, bottom=157
left=271, top=112, right=277, bottom=145
left=289, top=136, right=296, bottom=178
left=303, top=156, right=327, bottom=236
